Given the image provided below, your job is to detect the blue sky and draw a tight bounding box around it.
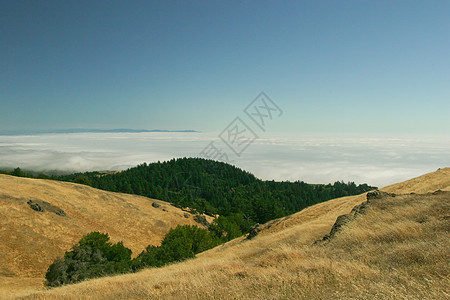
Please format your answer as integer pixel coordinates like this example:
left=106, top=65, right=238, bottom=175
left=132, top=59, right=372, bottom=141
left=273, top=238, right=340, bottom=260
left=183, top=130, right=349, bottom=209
left=1, top=0, right=449, bottom=134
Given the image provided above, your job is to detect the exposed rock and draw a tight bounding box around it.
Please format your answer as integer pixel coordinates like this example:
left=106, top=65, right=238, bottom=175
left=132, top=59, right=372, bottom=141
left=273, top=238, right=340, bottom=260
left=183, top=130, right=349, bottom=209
left=351, top=201, right=369, bottom=215
left=316, top=200, right=371, bottom=244
left=48, top=204, right=65, bottom=216
left=26, top=200, right=66, bottom=216
left=193, top=214, right=209, bottom=227
left=27, top=200, right=43, bottom=212
left=366, top=190, right=396, bottom=201
left=319, top=214, right=353, bottom=242
left=317, top=191, right=449, bottom=245
left=367, top=190, right=385, bottom=200
left=246, top=224, right=261, bottom=240
left=53, top=208, right=66, bottom=217
left=366, top=190, right=381, bottom=200
left=152, top=202, right=160, bottom=208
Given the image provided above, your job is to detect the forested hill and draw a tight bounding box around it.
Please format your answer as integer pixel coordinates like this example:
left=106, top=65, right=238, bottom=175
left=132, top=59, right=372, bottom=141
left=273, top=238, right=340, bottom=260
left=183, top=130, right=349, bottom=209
left=55, top=158, right=375, bottom=225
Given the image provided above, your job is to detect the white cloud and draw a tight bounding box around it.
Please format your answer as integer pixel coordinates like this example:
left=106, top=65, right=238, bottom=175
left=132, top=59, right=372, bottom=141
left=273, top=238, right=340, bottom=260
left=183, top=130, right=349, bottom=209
left=0, top=132, right=448, bottom=188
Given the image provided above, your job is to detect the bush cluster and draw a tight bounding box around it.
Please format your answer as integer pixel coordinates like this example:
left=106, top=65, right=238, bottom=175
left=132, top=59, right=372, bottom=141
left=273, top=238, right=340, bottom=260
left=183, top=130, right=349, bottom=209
left=45, top=225, right=219, bottom=287
left=45, top=232, right=132, bottom=287
left=133, top=225, right=220, bottom=269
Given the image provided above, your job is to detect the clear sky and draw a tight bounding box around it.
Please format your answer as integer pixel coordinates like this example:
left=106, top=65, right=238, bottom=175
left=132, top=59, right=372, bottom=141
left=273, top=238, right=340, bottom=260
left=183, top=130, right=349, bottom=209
left=1, top=1, right=449, bottom=134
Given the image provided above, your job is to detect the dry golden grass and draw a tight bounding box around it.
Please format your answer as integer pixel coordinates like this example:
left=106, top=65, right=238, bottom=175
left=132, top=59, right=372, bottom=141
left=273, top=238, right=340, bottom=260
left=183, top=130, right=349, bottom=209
left=0, top=174, right=211, bottom=296
left=11, top=167, right=449, bottom=300
left=383, top=167, right=450, bottom=193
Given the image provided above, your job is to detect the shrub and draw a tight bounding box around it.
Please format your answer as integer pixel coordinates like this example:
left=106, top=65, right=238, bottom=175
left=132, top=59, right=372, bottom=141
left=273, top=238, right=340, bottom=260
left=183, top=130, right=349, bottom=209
left=46, top=227, right=221, bottom=287
left=133, top=225, right=220, bottom=270
left=45, top=232, right=132, bottom=287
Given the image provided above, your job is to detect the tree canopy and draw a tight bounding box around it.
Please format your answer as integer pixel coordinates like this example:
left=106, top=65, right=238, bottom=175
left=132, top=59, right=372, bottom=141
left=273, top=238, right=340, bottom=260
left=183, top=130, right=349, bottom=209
left=55, top=158, right=375, bottom=226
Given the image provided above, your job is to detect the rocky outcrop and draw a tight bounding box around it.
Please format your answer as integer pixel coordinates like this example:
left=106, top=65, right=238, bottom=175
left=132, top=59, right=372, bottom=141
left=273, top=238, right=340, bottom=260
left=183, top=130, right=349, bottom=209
left=366, top=190, right=395, bottom=200
left=27, top=200, right=43, bottom=212
left=432, top=189, right=443, bottom=195
left=193, top=214, right=209, bottom=227
left=246, top=223, right=261, bottom=240
left=315, top=190, right=391, bottom=244
left=26, top=200, right=66, bottom=216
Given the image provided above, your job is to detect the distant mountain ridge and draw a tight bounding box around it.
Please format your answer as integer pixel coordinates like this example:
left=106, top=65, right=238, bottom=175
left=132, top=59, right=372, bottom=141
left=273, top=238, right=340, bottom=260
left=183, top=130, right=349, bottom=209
left=0, top=129, right=199, bottom=135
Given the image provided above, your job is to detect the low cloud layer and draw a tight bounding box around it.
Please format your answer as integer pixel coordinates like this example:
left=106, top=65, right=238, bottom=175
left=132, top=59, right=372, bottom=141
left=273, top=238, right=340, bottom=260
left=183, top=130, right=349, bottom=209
left=0, top=132, right=448, bottom=188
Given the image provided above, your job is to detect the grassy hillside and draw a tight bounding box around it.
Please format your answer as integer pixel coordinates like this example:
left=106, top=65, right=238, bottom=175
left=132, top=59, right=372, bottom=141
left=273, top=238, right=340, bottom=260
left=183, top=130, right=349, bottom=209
left=382, top=167, right=450, bottom=193
left=15, top=168, right=449, bottom=299
left=0, top=174, right=212, bottom=297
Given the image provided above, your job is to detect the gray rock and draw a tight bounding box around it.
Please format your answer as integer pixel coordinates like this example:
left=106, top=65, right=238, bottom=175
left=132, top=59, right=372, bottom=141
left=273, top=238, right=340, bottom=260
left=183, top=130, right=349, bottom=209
left=27, top=200, right=43, bottom=212
left=246, top=224, right=261, bottom=240
left=26, top=199, right=66, bottom=216
left=328, top=214, right=352, bottom=236
left=193, top=214, right=209, bottom=227
left=351, top=201, right=369, bottom=215
left=367, top=190, right=385, bottom=200
left=366, top=190, right=395, bottom=201
left=152, top=202, right=161, bottom=208
left=316, top=199, right=371, bottom=244
left=54, top=208, right=66, bottom=217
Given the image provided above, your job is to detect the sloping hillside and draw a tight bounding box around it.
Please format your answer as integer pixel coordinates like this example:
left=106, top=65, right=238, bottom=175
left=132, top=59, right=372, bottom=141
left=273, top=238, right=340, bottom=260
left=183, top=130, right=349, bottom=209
left=382, top=167, right=450, bottom=193
left=0, top=174, right=211, bottom=297
left=17, top=168, right=449, bottom=299
left=257, top=167, right=450, bottom=240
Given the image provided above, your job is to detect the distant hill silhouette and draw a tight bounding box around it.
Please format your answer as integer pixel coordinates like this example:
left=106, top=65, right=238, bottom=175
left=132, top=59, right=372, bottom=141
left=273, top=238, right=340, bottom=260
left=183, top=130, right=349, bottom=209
left=0, top=128, right=199, bottom=135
